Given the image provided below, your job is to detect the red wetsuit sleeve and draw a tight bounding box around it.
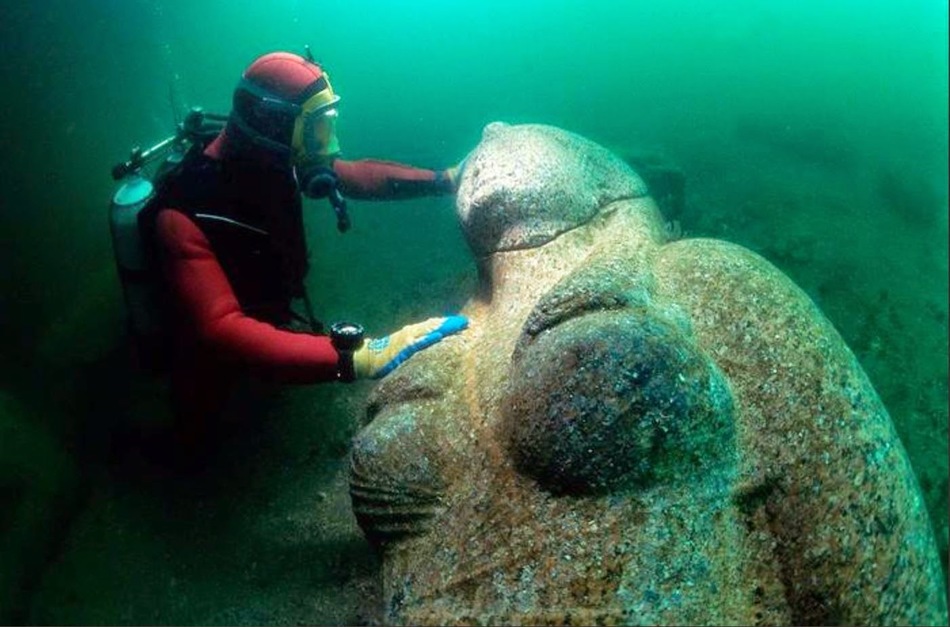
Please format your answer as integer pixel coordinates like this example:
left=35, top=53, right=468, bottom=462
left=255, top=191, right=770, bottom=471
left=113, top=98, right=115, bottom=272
left=155, top=208, right=340, bottom=384
left=332, top=158, right=454, bottom=199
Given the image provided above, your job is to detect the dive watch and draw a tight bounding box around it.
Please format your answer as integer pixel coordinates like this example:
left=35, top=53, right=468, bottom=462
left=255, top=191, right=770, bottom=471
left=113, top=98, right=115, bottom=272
left=330, top=321, right=365, bottom=382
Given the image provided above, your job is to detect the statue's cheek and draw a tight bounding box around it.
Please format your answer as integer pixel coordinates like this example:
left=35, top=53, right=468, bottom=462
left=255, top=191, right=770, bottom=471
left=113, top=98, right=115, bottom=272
left=503, top=311, right=737, bottom=495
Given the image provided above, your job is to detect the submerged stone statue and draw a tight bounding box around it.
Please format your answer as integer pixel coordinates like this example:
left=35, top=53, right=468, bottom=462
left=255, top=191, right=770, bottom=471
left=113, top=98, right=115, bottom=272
left=347, top=122, right=947, bottom=625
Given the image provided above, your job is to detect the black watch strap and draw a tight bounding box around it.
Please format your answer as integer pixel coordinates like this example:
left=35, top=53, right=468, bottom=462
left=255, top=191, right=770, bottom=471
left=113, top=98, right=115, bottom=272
left=330, top=321, right=364, bottom=383
left=337, top=351, right=356, bottom=382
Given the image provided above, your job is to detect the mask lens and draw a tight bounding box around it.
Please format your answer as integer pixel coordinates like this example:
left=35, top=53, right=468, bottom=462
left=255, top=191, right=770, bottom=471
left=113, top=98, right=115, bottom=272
left=313, top=108, right=339, bottom=156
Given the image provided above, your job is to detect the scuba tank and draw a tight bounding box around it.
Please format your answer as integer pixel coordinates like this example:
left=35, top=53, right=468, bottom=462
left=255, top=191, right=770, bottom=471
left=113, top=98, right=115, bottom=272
left=109, top=172, right=160, bottom=342
left=108, top=108, right=227, bottom=371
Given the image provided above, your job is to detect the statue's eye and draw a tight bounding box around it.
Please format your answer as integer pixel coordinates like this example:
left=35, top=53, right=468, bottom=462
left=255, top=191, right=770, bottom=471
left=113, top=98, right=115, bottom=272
left=503, top=310, right=736, bottom=495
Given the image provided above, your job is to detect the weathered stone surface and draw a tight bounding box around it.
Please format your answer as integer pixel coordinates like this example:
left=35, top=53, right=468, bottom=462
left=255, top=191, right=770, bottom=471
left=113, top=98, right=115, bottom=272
left=348, top=122, right=948, bottom=625
left=457, top=122, right=649, bottom=257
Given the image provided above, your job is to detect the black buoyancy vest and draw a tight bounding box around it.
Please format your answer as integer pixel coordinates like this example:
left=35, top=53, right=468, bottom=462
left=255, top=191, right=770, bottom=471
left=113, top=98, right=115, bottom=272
left=140, top=148, right=310, bottom=327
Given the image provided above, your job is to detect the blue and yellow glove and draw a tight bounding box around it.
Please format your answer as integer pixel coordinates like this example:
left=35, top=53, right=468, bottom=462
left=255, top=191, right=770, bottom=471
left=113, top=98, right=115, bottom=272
left=354, top=315, right=468, bottom=379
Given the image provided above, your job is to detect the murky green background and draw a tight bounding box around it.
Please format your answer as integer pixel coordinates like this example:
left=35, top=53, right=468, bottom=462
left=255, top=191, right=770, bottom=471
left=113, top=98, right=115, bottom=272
left=1, top=0, right=946, bottom=623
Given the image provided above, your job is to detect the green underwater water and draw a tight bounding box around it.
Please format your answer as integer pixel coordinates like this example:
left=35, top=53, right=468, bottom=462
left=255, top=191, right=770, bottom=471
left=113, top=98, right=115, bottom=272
left=0, top=0, right=946, bottom=623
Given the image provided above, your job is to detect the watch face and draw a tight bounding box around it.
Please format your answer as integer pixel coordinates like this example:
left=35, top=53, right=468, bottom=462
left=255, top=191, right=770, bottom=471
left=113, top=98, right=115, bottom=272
left=331, top=321, right=365, bottom=350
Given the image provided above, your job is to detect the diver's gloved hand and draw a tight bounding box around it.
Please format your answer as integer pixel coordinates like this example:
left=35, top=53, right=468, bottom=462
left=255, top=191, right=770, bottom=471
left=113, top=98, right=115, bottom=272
left=444, top=154, right=470, bottom=192
left=354, top=315, right=468, bottom=379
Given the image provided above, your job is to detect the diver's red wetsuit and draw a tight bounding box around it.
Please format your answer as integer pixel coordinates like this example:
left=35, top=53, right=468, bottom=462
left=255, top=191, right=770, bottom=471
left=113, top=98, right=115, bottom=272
left=153, top=132, right=453, bottom=445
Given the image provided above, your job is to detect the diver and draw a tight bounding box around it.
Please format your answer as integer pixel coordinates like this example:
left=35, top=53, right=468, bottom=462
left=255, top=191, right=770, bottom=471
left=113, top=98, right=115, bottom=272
left=136, top=50, right=468, bottom=457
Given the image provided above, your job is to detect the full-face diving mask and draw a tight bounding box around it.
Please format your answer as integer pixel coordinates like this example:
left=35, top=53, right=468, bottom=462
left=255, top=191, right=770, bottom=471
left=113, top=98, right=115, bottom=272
left=293, top=105, right=340, bottom=165
left=290, top=81, right=340, bottom=189
left=293, top=104, right=350, bottom=232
